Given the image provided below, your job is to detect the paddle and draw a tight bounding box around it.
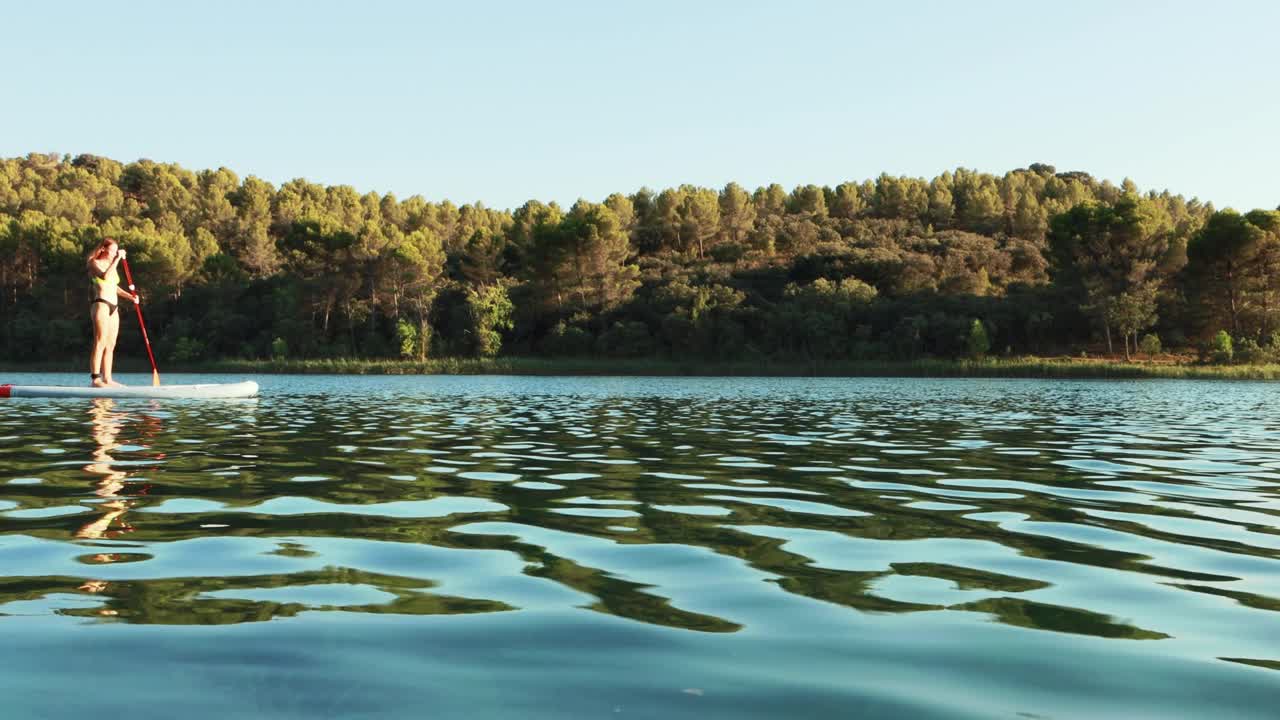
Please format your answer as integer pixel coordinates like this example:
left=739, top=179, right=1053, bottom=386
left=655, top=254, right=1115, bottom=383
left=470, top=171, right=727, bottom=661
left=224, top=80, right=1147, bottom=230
left=119, top=257, right=160, bottom=386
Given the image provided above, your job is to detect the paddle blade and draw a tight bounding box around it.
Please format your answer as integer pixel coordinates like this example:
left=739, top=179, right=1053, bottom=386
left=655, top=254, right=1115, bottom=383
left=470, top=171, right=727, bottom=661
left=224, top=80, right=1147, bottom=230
left=152, top=370, right=160, bottom=387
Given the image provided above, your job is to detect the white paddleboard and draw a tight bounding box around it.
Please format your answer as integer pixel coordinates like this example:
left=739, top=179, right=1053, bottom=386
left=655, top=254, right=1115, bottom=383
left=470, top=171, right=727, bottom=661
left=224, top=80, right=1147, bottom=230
left=0, top=381, right=259, bottom=399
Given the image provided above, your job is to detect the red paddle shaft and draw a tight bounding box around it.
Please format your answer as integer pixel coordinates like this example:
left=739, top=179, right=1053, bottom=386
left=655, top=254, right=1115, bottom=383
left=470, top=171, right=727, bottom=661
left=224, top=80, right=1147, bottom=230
left=119, top=257, right=160, bottom=386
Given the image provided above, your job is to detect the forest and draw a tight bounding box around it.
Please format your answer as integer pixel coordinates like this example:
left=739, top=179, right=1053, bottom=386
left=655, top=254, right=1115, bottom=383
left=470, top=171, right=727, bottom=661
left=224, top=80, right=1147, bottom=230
left=2, top=152, right=1278, bottom=366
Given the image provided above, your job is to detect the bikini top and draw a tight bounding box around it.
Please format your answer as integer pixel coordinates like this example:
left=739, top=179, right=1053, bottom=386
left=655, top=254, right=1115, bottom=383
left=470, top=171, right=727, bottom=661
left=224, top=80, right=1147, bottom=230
left=92, top=265, right=120, bottom=292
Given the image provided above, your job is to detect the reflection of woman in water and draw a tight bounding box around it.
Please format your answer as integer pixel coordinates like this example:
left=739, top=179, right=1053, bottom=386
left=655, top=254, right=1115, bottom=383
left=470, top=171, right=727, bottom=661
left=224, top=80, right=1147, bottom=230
left=78, top=399, right=134, bottom=545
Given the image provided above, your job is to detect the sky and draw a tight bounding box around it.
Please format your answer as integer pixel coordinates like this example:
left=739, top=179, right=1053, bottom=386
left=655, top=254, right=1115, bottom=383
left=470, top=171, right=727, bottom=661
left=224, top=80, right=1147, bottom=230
left=3, top=0, right=1277, bottom=211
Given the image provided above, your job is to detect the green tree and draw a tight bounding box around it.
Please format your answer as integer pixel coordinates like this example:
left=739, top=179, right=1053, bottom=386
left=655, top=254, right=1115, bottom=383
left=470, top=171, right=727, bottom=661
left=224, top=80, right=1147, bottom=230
left=873, top=174, right=927, bottom=221
left=465, top=283, right=514, bottom=357
left=385, top=227, right=446, bottom=358
left=654, top=187, right=686, bottom=253
left=1185, top=210, right=1266, bottom=337
left=227, top=176, right=281, bottom=277
left=788, top=184, right=828, bottom=217
left=1011, top=192, right=1048, bottom=243
left=1209, top=330, right=1233, bottom=364
left=1138, top=333, right=1161, bottom=357
left=753, top=183, right=788, bottom=219
left=1049, top=197, right=1170, bottom=354
left=831, top=182, right=865, bottom=220
left=531, top=201, right=639, bottom=313
left=508, top=199, right=563, bottom=272
left=679, top=188, right=720, bottom=258
left=967, top=319, right=990, bottom=358
left=0, top=150, right=1269, bottom=367
left=927, top=174, right=955, bottom=228
left=1107, top=284, right=1160, bottom=360
left=603, top=192, right=635, bottom=236
left=718, top=182, right=756, bottom=245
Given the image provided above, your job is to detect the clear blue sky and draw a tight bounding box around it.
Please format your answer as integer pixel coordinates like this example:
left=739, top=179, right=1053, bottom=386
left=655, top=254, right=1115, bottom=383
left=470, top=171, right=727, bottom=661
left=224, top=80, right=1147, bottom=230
left=3, top=0, right=1277, bottom=211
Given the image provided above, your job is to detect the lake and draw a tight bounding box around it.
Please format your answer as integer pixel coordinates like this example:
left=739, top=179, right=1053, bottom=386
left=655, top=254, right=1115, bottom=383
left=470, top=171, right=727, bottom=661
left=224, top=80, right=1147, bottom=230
left=1, top=374, right=1278, bottom=718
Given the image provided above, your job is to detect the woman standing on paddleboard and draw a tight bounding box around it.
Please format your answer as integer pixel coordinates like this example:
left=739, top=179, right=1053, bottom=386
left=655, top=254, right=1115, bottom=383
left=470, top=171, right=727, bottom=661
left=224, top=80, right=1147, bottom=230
left=87, top=238, right=140, bottom=388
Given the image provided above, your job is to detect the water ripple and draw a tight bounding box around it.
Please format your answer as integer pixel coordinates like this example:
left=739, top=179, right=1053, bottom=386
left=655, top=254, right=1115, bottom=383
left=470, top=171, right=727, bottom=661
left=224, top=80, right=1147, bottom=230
left=1, top=375, right=1278, bottom=718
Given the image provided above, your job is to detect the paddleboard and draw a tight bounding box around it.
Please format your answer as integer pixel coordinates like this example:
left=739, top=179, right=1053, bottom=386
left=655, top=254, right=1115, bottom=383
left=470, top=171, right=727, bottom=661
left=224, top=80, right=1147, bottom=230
left=0, top=381, right=259, bottom=399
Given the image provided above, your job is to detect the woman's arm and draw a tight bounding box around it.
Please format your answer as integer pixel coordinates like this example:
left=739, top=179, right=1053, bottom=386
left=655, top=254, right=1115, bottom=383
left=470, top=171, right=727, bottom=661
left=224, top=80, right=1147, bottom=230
left=116, top=285, right=139, bottom=304
left=89, top=250, right=124, bottom=278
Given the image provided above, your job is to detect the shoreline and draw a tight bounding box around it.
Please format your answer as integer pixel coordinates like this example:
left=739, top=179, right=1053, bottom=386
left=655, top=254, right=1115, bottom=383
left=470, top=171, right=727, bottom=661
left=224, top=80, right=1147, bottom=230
left=5, top=357, right=1280, bottom=380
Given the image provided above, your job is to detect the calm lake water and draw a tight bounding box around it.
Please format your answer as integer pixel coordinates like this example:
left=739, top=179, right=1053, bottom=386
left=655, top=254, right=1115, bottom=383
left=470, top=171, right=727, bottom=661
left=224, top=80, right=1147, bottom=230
left=1, top=374, right=1278, bottom=718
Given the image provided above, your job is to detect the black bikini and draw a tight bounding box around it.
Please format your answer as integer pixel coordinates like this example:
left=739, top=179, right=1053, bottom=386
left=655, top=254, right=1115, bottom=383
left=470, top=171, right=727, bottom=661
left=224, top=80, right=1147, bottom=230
left=90, top=298, right=118, bottom=315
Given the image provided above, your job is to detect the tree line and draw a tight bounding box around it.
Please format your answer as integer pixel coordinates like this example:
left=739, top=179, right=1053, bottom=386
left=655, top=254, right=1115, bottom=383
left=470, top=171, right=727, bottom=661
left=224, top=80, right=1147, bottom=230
left=2, top=153, right=1277, bottom=365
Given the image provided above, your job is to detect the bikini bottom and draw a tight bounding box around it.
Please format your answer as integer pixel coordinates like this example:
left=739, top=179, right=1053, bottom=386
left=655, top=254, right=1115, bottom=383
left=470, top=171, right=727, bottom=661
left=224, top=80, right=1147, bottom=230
left=90, top=298, right=118, bottom=316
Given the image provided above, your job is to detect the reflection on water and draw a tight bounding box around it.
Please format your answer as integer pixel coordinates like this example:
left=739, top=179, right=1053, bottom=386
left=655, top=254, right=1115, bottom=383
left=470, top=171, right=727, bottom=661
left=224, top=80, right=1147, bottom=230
left=78, top=400, right=134, bottom=543
left=1, top=374, right=1279, bottom=718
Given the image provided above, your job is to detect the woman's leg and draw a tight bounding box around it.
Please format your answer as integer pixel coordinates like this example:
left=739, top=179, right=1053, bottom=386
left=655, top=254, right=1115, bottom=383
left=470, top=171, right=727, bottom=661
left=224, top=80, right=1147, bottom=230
left=102, top=311, right=122, bottom=386
left=90, top=304, right=109, bottom=387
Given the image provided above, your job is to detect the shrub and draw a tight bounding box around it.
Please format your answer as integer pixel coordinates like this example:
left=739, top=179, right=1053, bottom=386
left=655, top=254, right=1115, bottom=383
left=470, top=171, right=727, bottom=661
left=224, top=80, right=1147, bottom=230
left=170, top=336, right=205, bottom=363
left=394, top=322, right=416, bottom=359
left=1210, top=330, right=1234, bottom=364
left=597, top=321, right=654, bottom=358
left=1138, top=333, right=1162, bottom=357
left=966, top=319, right=990, bottom=358
left=542, top=321, right=595, bottom=356
left=1235, top=337, right=1267, bottom=364
left=890, top=316, right=927, bottom=360
left=709, top=244, right=745, bottom=263
left=659, top=313, right=695, bottom=353
left=43, top=318, right=83, bottom=358
left=466, top=285, right=514, bottom=358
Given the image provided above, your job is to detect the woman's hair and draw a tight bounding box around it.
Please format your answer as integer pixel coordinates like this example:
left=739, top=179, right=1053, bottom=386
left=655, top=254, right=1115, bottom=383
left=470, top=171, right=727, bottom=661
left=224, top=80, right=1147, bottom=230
left=86, top=237, right=117, bottom=269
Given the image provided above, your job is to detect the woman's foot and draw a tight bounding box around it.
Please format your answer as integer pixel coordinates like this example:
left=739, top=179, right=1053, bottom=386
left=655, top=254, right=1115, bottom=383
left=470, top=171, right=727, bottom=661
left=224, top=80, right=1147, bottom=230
left=92, top=378, right=109, bottom=388
left=106, top=379, right=125, bottom=388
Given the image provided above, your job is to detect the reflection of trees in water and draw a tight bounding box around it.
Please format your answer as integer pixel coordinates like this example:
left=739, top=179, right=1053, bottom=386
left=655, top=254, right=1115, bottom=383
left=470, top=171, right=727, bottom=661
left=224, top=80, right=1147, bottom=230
left=451, top=531, right=741, bottom=633
left=611, top=490, right=1201, bottom=638
left=949, top=597, right=1169, bottom=639
left=0, top=567, right=510, bottom=625
left=445, top=402, right=1222, bottom=639
left=3, top=393, right=1274, bottom=640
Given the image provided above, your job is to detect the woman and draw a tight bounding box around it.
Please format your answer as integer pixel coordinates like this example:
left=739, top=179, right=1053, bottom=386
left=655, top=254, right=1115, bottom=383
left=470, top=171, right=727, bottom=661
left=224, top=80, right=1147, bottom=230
left=87, top=237, right=140, bottom=387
